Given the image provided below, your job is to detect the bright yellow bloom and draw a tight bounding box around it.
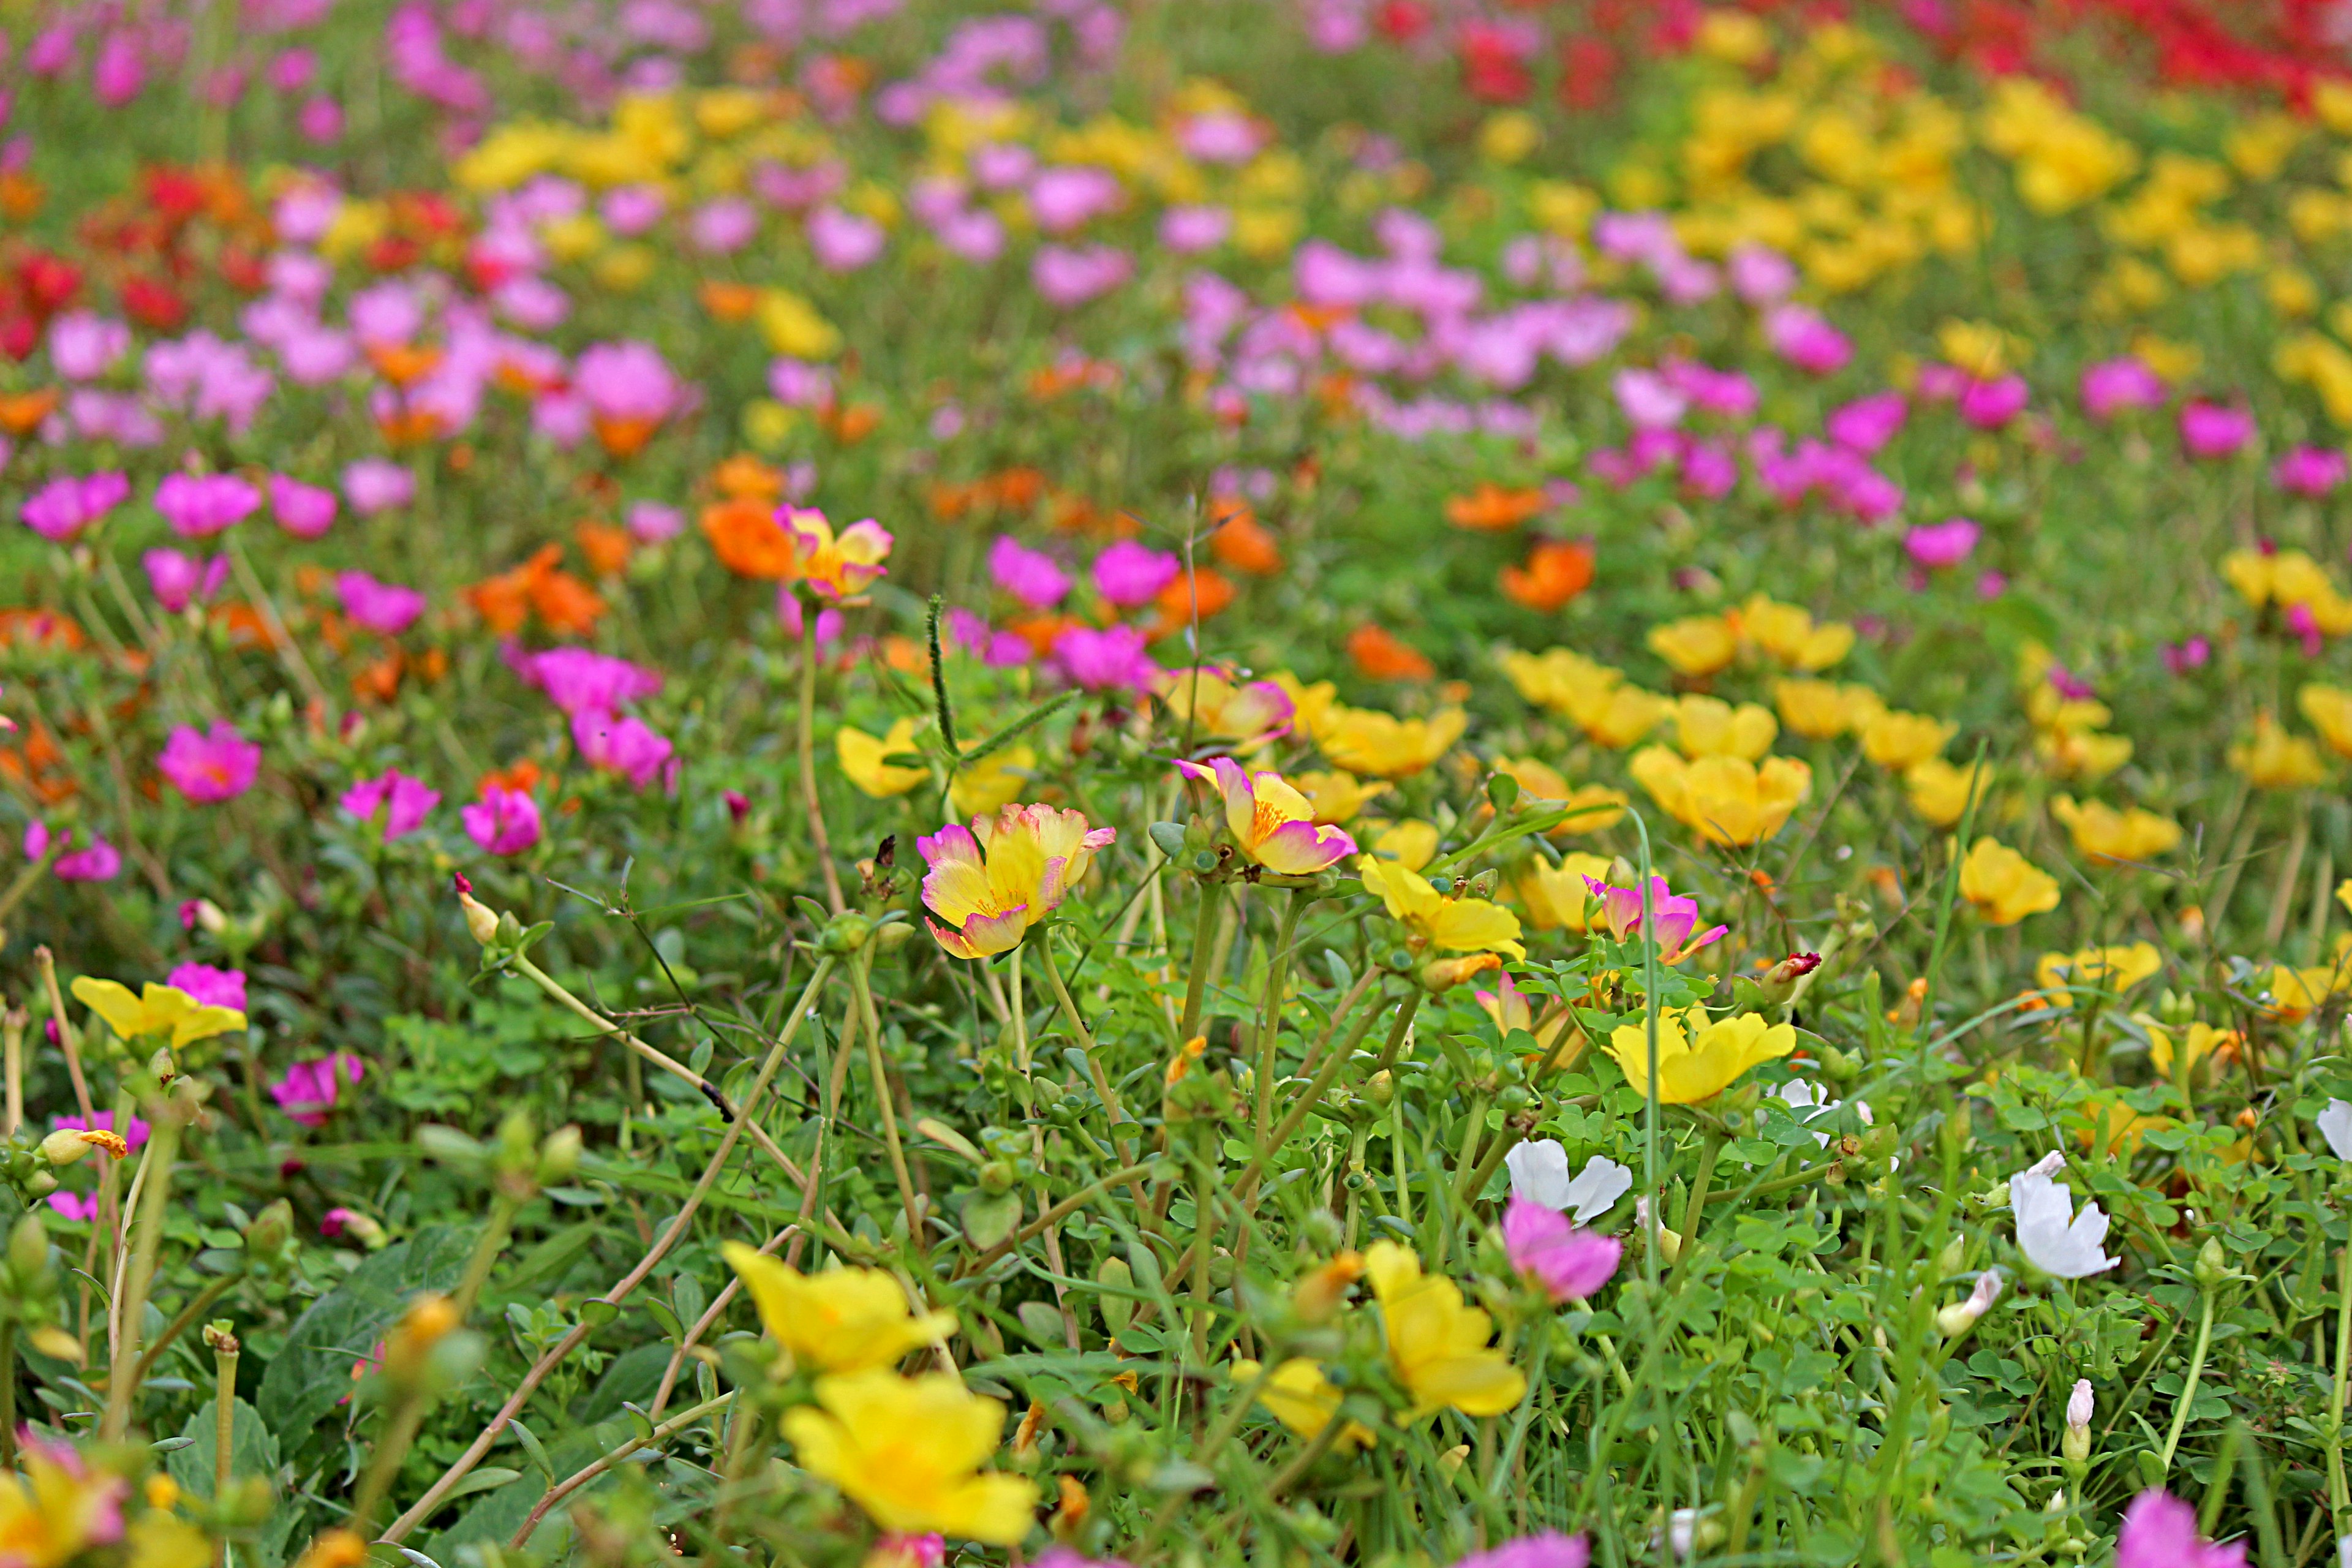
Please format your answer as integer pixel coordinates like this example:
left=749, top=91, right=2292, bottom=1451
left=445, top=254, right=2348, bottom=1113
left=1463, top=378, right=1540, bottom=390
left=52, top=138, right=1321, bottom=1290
left=1958, top=838, right=2060, bottom=925
left=722, top=1244, right=956, bottom=1373
left=1362, top=1242, right=1524, bottom=1420
left=1178, top=757, right=1359, bottom=874
left=1860, top=710, right=1955, bottom=771
left=1359, top=858, right=1525, bottom=959
left=1773, top=679, right=1881, bottom=739
left=1937, top=319, right=2018, bottom=379
left=782, top=1370, right=1036, bottom=1543
left=918, top=804, right=1116, bottom=959
left=948, top=744, right=1033, bottom=818
left=1628, top=749, right=1812, bottom=846
left=1735, top=596, right=1853, bottom=671
left=1607, top=1005, right=1795, bottom=1104
left=1501, top=647, right=1616, bottom=717
left=1270, top=672, right=1341, bottom=745
left=1671, top=696, right=1776, bottom=761
left=70, top=978, right=245, bottom=1049
left=1293, top=769, right=1388, bottom=824
left=1517, top=851, right=1615, bottom=933
left=1647, top=614, right=1737, bottom=677
left=1317, top=707, right=1466, bottom=779
left=837, top=717, right=928, bottom=797
left=1366, top=820, right=1440, bottom=873
left=2145, top=1019, right=2234, bottom=1079
left=1492, top=758, right=1625, bottom=833
left=2034, top=726, right=2135, bottom=783
left=1580, top=684, right=1673, bottom=750
left=2300, top=684, right=2352, bottom=758
left=1904, top=758, right=1980, bottom=827
left=2230, top=713, right=2329, bottom=790
left=0, top=1437, right=128, bottom=1568
left=1232, top=1359, right=1371, bottom=1452
left=2034, top=943, right=2162, bottom=1005
left=2263, top=962, right=2351, bottom=1022
left=127, top=1513, right=211, bottom=1568
left=2050, top=796, right=2181, bottom=863
left=755, top=287, right=842, bottom=359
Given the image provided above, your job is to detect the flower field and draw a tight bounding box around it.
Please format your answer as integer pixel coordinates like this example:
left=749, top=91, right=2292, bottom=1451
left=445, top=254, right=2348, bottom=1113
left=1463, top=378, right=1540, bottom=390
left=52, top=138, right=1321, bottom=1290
left=16, top=0, right=2352, bottom=1563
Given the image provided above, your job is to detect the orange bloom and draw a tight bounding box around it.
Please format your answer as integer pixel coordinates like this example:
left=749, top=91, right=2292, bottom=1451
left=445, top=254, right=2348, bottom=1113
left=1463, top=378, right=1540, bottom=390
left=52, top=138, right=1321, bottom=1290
left=1445, top=483, right=1547, bottom=532
left=712, top=454, right=785, bottom=502
left=529, top=567, right=606, bottom=636
left=1499, top=539, right=1596, bottom=611
left=575, top=521, right=633, bottom=577
left=1348, top=624, right=1436, bottom=681
left=479, top=758, right=545, bottom=796
left=593, top=415, right=662, bottom=459
left=699, top=280, right=761, bottom=320
left=699, top=499, right=798, bottom=579
left=1152, top=567, right=1235, bottom=631
left=1208, top=500, right=1284, bottom=575
left=823, top=402, right=883, bottom=445
left=368, top=343, right=443, bottom=388
left=0, top=388, right=59, bottom=435
left=465, top=544, right=605, bottom=636
left=982, top=467, right=1047, bottom=512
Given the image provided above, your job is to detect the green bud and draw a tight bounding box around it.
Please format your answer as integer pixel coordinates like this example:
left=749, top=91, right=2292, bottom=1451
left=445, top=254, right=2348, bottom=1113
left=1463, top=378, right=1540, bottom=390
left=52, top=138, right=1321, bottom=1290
left=537, top=1125, right=583, bottom=1185
left=1147, top=822, right=1189, bottom=859
left=818, top=913, right=874, bottom=955
left=2195, top=1236, right=2228, bottom=1287
left=7, top=1213, right=48, bottom=1283
left=1487, top=772, right=1521, bottom=813
left=242, top=1199, right=295, bottom=1267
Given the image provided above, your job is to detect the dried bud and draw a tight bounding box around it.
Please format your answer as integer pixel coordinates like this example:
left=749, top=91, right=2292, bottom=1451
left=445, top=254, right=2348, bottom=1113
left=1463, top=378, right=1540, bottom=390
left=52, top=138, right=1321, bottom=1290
left=203, top=1320, right=241, bottom=1357
left=320, top=1207, right=386, bottom=1249
left=1420, top=952, right=1502, bottom=993
left=37, top=1128, right=97, bottom=1166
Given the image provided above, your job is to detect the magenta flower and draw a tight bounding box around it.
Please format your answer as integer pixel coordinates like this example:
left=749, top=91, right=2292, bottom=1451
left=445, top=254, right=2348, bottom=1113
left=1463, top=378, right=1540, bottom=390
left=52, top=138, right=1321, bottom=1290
left=1825, top=391, right=1907, bottom=454
left=1762, top=304, right=1851, bottom=375
left=1904, top=518, right=1980, bottom=571
left=2115, top=1490, right=2245, bottom=1568
left=1094, top=540, right=1180, bottom=607
left=989, top=535, right=1070, bottom=609
left=1957, top=375, right=2029, bottom=429
left=2180, top=401, right=2256, bottom=460
left=268, top=473, right=338, bottom=538
left=522, top=647, right=663, bottom=715
left=2165, top=636, right=2212, bottom=676
left=1613, top=368, right=1687, bottom=431
left=46, top=1191, right=97, bottom=1223
left=1159, top=205, right=1230, bottom=254
left=1031, top=245, right=1133, bottom=309
left=336, top=571, right=426, bottom=635
left=1027, top=165, right=1123, bottom=233
left=1502, top=1199, right=1622, bottom=1303
left=270, top=1052, right=364, bottom=1128
left=165, top=962, right=246, bottom=1014
left=1449, top=1531, right=1591, bottom=1568
left=1049, top=624, right=1161, bottom=694
left=2274, top=446, right=2348, bottom=497
left=53, top=1110, right=149, bottom=1153
left=343, top=457, right=415, bottom=515
left=158, top=722, right=262, bottom=804
left=24, top=822, right=122, bottom=883
left=2079, top=356, right=2166, bottom=421
left=21, top=471, right=131, bottom=541
left=574, top=340, right=682, bottom=426
left=48, top=312, right=130, bottom=379
left=154, top=472, right=262, bottom=537
left=142, top=549, right=228, bottom=612
left=341, top=772, right=440, bottom=841
left=1581, top=875, right=1726, bottom=963
left=808, top=206, right=886, bottom=271
left=464, top=784, right=544, bottom=854
left=572, top=709, right=676, bottom=790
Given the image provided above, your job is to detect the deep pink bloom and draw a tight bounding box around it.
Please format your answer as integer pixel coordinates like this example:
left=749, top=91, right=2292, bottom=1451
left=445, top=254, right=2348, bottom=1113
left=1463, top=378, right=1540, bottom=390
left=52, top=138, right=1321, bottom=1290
left=22, top=472, right=131, bottom=541
left=574, top=340, right=681, bottom=425
left=572, top=709, right=676, bottom=790
left=1581, top=874, right=1725, bottom=962
left=1048, top=624, right=1159, bottom=693
left=464, top=784, right=543, bottom=854
left=1094, top=540, right=1180, bottom=607
left=341, top=772, right=440, bottom=840
left=268, top=473, right=338, bottom=538
left=298, top=93, right=344, bottom=141
left=53, top=1110, right=149, bottom=1153
left=336, top=571, right=426, bottom=635
left=1159, top=205, right=1230, bottom=254
left=47, top=1191, right=98, bottom=1222
left=1449, top=1531, right=1591, bottom=1568
left=522, top=647, right=663, bottom=715
left=1904, top=518, right=1980, bottom=571
left=1502, top=1199, right=1621, bottom=1302
left=141, top=549, right=228, bottom=612
left=1957, top=375, right=2029, bottom=429
left=989, top=535, right=1069, bottom=609
left=2180, top=401, right=2256, bottom=460
left=1763, top=304, right=1850, bottom=375
left=165, top=963, right=246, bottom=1013
left=1825, top=391, right=1907, bottom=455
left=93, top=29, right=145, bottom=106
left=154, top=472, right=261, bottom=537
left=2275, top=446, right=2348, bottom=497
left=270, top=1052, right=364, bottom=1127
left=342, top=458, right=415, bottom=515
left=2079, top=357, right=2166, bottom=421
left=1031, top=245, right=1133, bottom=308
left=24, top=821, right=122, bottom=883
left=158, top=722, right=262, bottom=803
left=2165, top=636, right=2212, bottom=676
left=2116, top=1490, right=2245, bottom=1568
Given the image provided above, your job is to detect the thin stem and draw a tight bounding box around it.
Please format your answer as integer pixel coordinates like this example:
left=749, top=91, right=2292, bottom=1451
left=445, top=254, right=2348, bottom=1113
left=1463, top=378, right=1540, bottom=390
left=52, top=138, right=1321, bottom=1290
left=1255, top=891, right=1307, bottom=1146
left=34, top=947, right=96, bottom=1125
left=847, top=956, right=926, bottom=1256
left=796, top=597, right=846, bottom=914
left=2160, top=1286, right=2218, bottom=1476
left=102, top=1104, right=183, bottom=1441
left=1179, top=880, right=1223, bottom=1041
left=1630, top=813, right=1662, bottom=1289
left=511, top=1390, right=737, bottom=1547
left=0, top=1325, right=15, bottom=1470
left=2330, top=1235, right=2351, bottom=1526
left=127, top=1272, right=239, bottom=1392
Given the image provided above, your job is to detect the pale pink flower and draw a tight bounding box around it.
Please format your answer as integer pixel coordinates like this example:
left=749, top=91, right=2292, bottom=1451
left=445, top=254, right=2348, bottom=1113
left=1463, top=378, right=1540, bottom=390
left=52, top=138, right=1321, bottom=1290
left=1502, top=1198, right=1622, bottom=1302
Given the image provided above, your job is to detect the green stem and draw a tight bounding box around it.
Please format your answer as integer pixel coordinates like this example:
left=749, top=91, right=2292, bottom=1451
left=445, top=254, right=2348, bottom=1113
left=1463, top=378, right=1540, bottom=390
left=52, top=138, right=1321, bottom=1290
left=848, top=956, right=927, bottom=1256
left=101, top=1106, right=182, bottom=1441
left=2330, top=1235, right=2351, bottom=1527
left=2159, top=1287, right=2218, bottom=1476
left=127, top=1271, right=239, bottom=1392
left=796, top=594, right=846, bottom=914
left=1180, top=880, right=1224, bottom=1042
left=1254, top=891, right=1308, bottom=1147
left=1668, top=1129, right=1725, bottom=1284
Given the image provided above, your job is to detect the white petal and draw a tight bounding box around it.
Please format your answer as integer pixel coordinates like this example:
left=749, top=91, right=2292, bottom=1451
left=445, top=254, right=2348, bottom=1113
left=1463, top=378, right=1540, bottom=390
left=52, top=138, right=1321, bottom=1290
left=1505, top=1138, right=1575, bottom=1210
left=1562, top=1154, right=1634, bottom=1224
left=2321, top=1099, right=2352, bottom=1161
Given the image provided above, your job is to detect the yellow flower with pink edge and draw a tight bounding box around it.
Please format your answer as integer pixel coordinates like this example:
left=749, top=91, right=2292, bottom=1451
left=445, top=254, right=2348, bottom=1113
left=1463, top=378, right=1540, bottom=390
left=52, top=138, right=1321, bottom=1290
left=2034, top=943, right=2162, bottom=1006
left=1607, top=1005, right=1793, bottom=1104
left=1958, top=838, right=2059, bottom=925
left=1670, top=696, right=1776, bottom=761
left=2050, top=796, right=2180, bottom=863
left=1647, top=614, right=1737, bottom=677
left=837, top=717, right=928, bottom=798
left=2230, top=712, right=2328, bottom=790
left=1156, top=666, right=1295, bottom=752
left=1517, top=851, right=1615, bottom=933
left=1317, top=706, right=1466, bottom=779
left=1231, top=1358, right=1372, bottom=1452
left=1359, top=857, right=1524, bottom=959
left=917, top=804, right=1116, bottom=959
left=1293, top=769, right=1387, bottom=824
left=1904, top=758, right=1980, bottom=827
left=784, top=508, right=892, bottom=600
left=1363, top=1241, right=1525, bottom=1420
left=1176, top=757, right=1357, bottom=874
left=70, top=977, right=246, bottom=1049
left=721, top=1243, right=955, bottom=1372
left=1629, top=749, right=1812, bottom=846
left=1860, top=710, right=1955, bottom=771
left=782, top=1369, right=1036, bottom=1543
left=0, top=1433, right=129, bottom=1568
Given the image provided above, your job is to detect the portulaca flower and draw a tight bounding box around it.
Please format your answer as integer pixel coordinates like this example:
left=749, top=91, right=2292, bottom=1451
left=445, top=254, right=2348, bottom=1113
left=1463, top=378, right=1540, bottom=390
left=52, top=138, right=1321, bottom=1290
left=1505, top=1140, right=1632, bottom=1224
left=2320, top=1098, right=2352, bottom=1159
left=1934, top=1268, right=2002, bottom=1336
left=2009, top=1152, right=2119, bottom=1278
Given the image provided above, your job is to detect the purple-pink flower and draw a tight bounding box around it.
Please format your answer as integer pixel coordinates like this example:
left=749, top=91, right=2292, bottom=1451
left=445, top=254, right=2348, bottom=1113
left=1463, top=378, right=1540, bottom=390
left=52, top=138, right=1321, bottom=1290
left=1825, top=391, right=1907, bottom=455
left=343, top=457, right=416, bottom=515
left=2274, top=446, right=2348, bottom=497
left=989, top=535, right=1069, bottom=609
left=268, top=473, right=338, bottom=538
left=270, top=1052, right=364, bottom=1128
left=2179, top=401, right=2256, bottom=461
left=573, top=709, right=676, bottom=790
left=336, top=571, right=427, bottom=635
left=154, top=472, right=262, bottom=537
left=143, top=549, right=228, bottom=613
left=165, top=962, right=246, bottom=1014
left=522, top=647, right=663, bottom=716
left=1094, top=540, right=1180, bottom=608
left=1448, top=1531, right=1591, bottom=1568
left=1763, top=304, right=1851, bottom=375
left=2079, top=356, right=2166, bottom=421
left=464, top=784, right=543, bottom=854
left=575, top=340, right=683, bottom=427
left=1904, top=518, right=1980, bottom=571
left=1049, top=624, right=1160, bottom=694
left=1581, top=875, right=1726, bottom=963
left=21, top=471, right=131, bottom=541
left=1956, top=375, right=2029, bottom=429
left=1502, top=1199, right=1621, bottom=1302
left=157, top=722, right=262, bottom=804
left=1031, top=245, right=1133, bottom=309
left=341, top=772, right=440, bottom=841
left=24, top=822, right=122, bottom=883
left=2114, top=1489, right=2245, bottom=1568
left=808, top=206, right=886, bottom=271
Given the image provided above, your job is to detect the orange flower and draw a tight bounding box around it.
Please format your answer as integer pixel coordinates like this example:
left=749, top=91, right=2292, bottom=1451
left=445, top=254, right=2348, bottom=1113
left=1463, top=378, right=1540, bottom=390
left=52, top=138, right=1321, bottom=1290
left=479, top=758, right=545, bottom=796
left=0, top=388, right=59, bottom=435
left=593, top=415, right=662, bottom=459
left=981, top=467, right=1047, bottom=512
left=575, top=521, right=633, bottom=577
left=464, top=544, right=605, bottom=636
left=1499, top=539, right=1596, bottom=611
left=1153, top=567, right=1235, bottom=630
left=368, top=343, right=443, bottom=388
left=1208, top=500, right=1284, bottom=575
left=1445, top=483, right=1547, bottom=532
left=529, top=566, right=605, bottom=636
left=927, top=481, right=976, bottom=521
left=699, top=280, right=760, bottom=320
left=712, top=454, right=786, bottom=502
left=699, top=499, right=798, bottom=579
left=823, top=402, right=883, bottom=444
left=1348, top=624, right=1436, bottom=681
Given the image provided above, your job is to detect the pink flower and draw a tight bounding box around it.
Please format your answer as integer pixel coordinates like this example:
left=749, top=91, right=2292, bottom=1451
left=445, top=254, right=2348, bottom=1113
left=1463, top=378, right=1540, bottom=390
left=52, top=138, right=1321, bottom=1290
left=2165, top=636, right=2212, bottom=676
left=807, top=205, right=886, bottom=271
left=1613, top=368, right=1687, bottom=431
left=2079, top=356, right=2166, bottom=421
left=2180, top=401, right=2256, bottom=460
left=48, top=312, right=130, bottom=379
left=464, top=784, right=543, bottom=854
left=1763, top=304, right=1851, bottom=375
left=269, top=473, right=338, bottom=538
left=165, top=963, right=246, bottom=1013
left=21, top=472, right=130, bottom=541
left=1727, top=243, right=1795, bottom=304
left=2115, top=1490, right=2246, bottom=1568
left=1957, top=375, right=2029, bottom=429
left=602, top=185, right=666, bottom=234
left=1031, top=245, right=1133, bottom=308
left=689, top=197, right=760, bottom=254
left=336, top=571, right=426, bottom=635
left=155, top=472, right=262, bottom=537
left=1449, top=1532, right=1591, bottom=1568
left=572, top=710, right=676, bottom=790
left=93, top=29, right=145, bottom=106
left=341, top=772, right=440, bottom=840
left=46, top=1190, right=97, bottom=1222
left=1049, top=624, right=1160, bottom=693
left=143, top=549, right=228, bottom=612
left=573, top=340, right=681, bottom=426
left=1904, top=518, right=1980, bottom=571
left=522, top=647, right=662, bottom=715
left=1825, top=391, right=1907, bottom=455
left=1178, top=110, right=1264, bottom=164
left=1027, top=165, right=1123, bottom=233
left=1095, top=540, right=1180, bottom=607
left=2274, top=446, right=2348, bottom=497
left=627, top=502, right=684, bottom=543
left=1581, top=874, right=1726, bottom=963
left=27, top=822, right=123, bottom=883
left=270, top=1052, right=364, bottom=1127
left=297, top=93, right=344, bottom=141
left=342, top=457, right=415, bottom=515
left=158, top=722, right=262, bottom=804
left=1159, top=205, right=1230, bottom=254
left=53, top=1110, right=149, bottom=1153
left=989, top=535, right=1069, bottom=609
left=1502, top=1199, right=1622, bottom=1302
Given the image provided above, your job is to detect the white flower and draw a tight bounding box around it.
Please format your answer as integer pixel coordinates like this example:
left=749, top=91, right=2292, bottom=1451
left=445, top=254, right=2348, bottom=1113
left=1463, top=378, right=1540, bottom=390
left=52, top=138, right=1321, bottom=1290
left=2009, top=1152, right=2119, bottom=1278
left=2337, top=1536, right=2351, bottom=1568
left=2320, top=1099, right=2352, bottom=1160
left=1506, top=1141, right=1631, bottom=1223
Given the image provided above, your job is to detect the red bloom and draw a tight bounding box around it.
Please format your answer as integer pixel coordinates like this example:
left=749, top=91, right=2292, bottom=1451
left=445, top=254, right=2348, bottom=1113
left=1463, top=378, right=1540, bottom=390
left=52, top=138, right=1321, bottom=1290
left=119, top=275, right=187, bottom=333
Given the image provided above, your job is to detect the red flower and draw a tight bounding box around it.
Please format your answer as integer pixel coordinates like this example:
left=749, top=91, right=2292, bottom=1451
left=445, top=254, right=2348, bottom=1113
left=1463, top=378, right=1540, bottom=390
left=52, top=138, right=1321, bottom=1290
left=119, top=275, right=187, bottom=332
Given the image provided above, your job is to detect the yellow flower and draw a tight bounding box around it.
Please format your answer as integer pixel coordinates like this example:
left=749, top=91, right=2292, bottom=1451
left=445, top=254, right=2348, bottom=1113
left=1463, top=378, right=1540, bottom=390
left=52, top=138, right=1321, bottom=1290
left=1293, top=769, right=1387, bottom=824
left=2230, top=713, right=2329, bottom=790
left=918, top=804, right=1116, bottom=960
left=2034, top=726, right=2135, bottom=783
left=1958, top=838, right=2060, bottom=925
left=1773, top=679, right=1880, bottom=739
left=837, top=717, right=928, bottom=798
left=1362, top=1242, right=1525, bottom=1420
left=1860, top=710, right=1955, bottom=771
left=1270, top=672, right=1341, bottom=745
left=782, top=1370, right=1036, bottom=1543
left=1232, top=1359, right=1372, bottom=1452
left=1670, top=696, right=1776, bottom=761
left=0, top=1436, right=128, bottom=1568
left=1607, top=1005, right=1795, bottom=1104
left=755, top=287, right=842, bottom=359
left=1627, top=749, right=1812, bottom=846
left=2145, top=1019, right=2234, bottom=1079
left=1359, top=858, right=1525, bottom=959
left=722, top=1244, right=956, bottom=1372
left=126, top=1514, right=211, bottom=1568
left=1317, top=707, right=1466, bottom=779
left=948, top=744, right=1033, bottom=818
left=1579, top=685, right=1673, bottom=750
left=2263, top=963, right=2351, bottom=1022
left=2049, top=796, right=2181, bottom=863
left=1903, top=758, right=1980, bottom=827
left=1156, top=666, right=1295, bottom=752
left=785, top=509, right=892, bottom=601
left=70, top=978, right=245, bottom=1049
left=1178, top=757, right=1359, bottom=874
left=1366, top=819, right=1440, bottom=873
left=1516, top=851, right=1615, bottom=933
left=1501, top=647, right=1616, bottom=717
left=1736, top=595, right=1853, bottom=671
left=2300, top=684, right=2352, bottom=758
left=1647, top=614, right=1737, bottom=677
left=1493, top=758, right=1625, bottom=833
left=1937, top=319, right=2017, bottom=379
left=2034, top=943, right=2162, bottom=1005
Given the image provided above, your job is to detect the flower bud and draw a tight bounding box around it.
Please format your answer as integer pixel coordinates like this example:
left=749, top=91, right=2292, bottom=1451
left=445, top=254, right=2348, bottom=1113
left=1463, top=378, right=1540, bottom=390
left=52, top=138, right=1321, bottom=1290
left=2195, top=1235, right=2228, bottom=1287
left=818, top=913, right=875, bottom=955
left=38, top=1129, right=95, bottom=1167
left=1936, top=1269, right=2001, bottom=1337
left=1755, top=951, right=1823, bottom=1006
left=7, top=1213, right=48, bottom=1282
left=320, top=1207, right=386, bottom=1249
left=537, top=1124, right=583, bottom=1185
left=203, top=1321, right=241, bottom=1357
left=242, top=1197, right=295, bottom=1264
left=1290, top=1251, right=1364, bottom=1325
left=1486, top=772, right=1521, bottom=813
left=1366, top=1069, right=1395, bottom=1108
left=456, top=880, right=500, bottom=947
left=2062, top=1378, right=2092, bottom=1464
left=383, top=1293, right=462, bottom=1382
left=1420, top=952, right=1502, bottom=992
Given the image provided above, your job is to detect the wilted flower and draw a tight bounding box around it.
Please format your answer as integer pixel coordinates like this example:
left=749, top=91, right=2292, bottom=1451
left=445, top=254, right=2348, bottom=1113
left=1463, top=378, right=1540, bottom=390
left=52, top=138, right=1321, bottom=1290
left=1934, top=1269, right=2002, bottom=1336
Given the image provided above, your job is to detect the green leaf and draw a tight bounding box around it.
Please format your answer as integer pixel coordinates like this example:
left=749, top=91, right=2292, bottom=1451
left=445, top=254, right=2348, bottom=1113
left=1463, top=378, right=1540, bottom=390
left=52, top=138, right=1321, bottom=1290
left=509, top=1418, right=556, bottom=1486
left=172, top=1398, right=293, bottom=1567
left=962, top=1189, right=1022, bottom=1250
left=258, top=1226, right=475, bottom=1453
left=443, top=1467, right=524, bottom=1504
left=956, top=689, right=1079, bottom=771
